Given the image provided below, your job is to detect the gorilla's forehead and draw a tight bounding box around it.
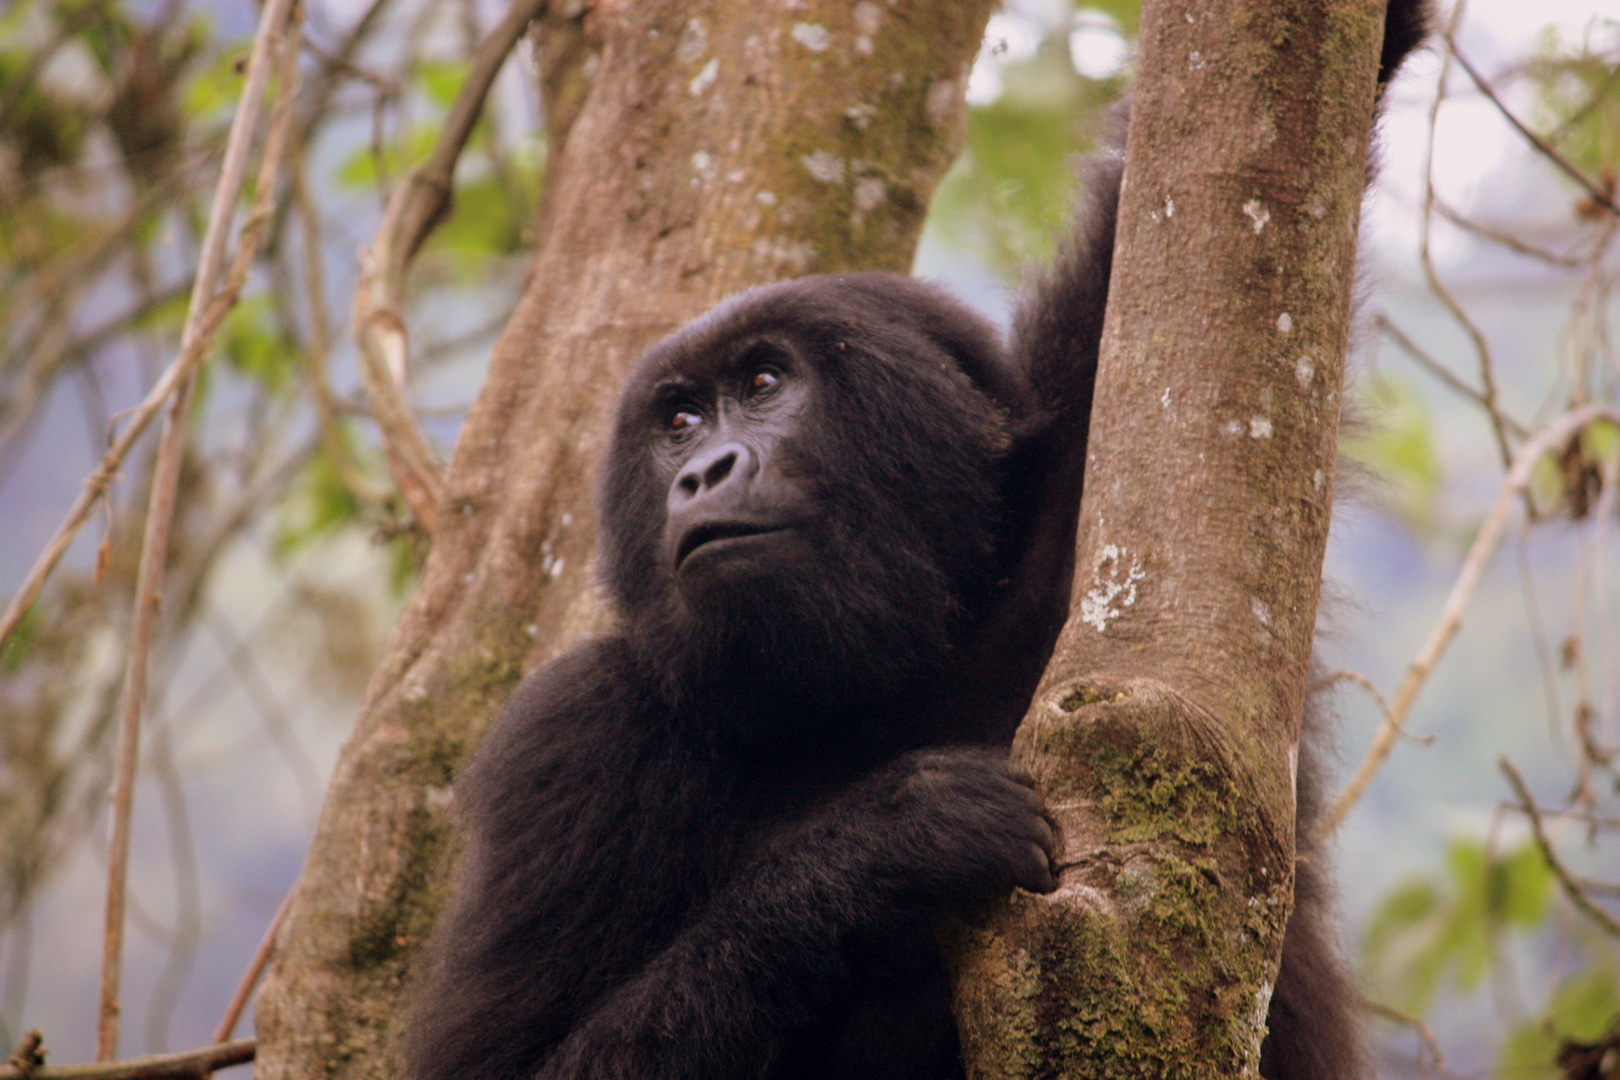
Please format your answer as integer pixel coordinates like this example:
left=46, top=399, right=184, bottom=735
left=630, top=271, right=1015, bottom=405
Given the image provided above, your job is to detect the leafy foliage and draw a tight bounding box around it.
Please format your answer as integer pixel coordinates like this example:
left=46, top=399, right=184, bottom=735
left=1363, top=840, right=1554, bottom=1015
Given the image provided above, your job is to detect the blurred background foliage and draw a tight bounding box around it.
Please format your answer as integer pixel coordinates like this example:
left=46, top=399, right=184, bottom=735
left=0, top=0, right=1616, bottom=1076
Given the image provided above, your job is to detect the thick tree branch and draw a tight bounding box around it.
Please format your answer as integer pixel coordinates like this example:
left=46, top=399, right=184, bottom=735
left=351, top=0, right=546, bottom=533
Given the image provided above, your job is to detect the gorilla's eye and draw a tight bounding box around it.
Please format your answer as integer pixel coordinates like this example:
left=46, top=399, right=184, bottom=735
left=747, top=368, right=782, bottom=397
left=668, top=408, right=704, bottom=432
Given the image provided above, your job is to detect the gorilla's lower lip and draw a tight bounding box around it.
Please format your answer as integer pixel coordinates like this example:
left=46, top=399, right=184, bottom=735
left=674, top=523, right=789, bottom=569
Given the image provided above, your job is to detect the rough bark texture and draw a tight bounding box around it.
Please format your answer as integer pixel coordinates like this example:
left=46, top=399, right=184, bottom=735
left=253, top=3, right=994, bottom=1079
left=950, top=0, right=1388, bottom=1076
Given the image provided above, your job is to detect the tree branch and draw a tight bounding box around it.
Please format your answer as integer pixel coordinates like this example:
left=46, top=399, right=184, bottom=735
left=96, top=0, right=303, bottom=1058
left=0, top=1040, right=254, bottom=1080
left=1316, top=405, right=1620, bottom=842
left=1448, top=41, right=1620, bottom=219
left=1499, top=756, right=1620, bottom=938
left=351, top=0, right=547, bottom=533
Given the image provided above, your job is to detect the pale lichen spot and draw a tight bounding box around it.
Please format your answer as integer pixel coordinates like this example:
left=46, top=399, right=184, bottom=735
left=925, top=79, right=958, bottom=125
left=1080, top=543, right=1146, bottom=633
left=1223, top=419, right=1244, bottom=438
left=1161, top=386, right=1172, bottom=408
left=791, top=22, right=832, bottom=52
left=756, top=191, right=778, bottom=206
left=688, top=57, right=718, bottom=96
left=845, top=103, right=877, bottom=130
left=853, top=177, right=886, bottom=214
left=752, top=236, right=817, bottom=273
left=676, top=19, right=708, bottom=64
left=1313, top=468, right=1324, bottom=491
left=854, top=1, right=882, bottom=34
left=1243, top=199, right=1270, bottom=233
left=1251, top=597, right=1271, bottom=626
left=1188, top=49, right=1205, bottom=71
left=1249, top=416, right=1273, bottom=439
left=1165, top=196, right=1175, bottom=219
left=1276, top=312, right=1292, bottom=334
left=801, top=151, right=845, bottom=184
left=1310, top=199, right=1326, bottom=220
left=855, top=35, right=873, bottom=55
left=1295, top=357, right=1314, bottom=387
left=691, top=151, right=715, bottom=180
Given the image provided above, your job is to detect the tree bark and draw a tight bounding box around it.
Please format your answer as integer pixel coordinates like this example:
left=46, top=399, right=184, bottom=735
left=253, top=3, right=994, bottom=1079
left=949, top=0, right=1389, bottom=1075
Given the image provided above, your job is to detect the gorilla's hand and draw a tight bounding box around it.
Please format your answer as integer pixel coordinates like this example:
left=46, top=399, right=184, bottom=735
left=830, top=747, right=1059, bottom=905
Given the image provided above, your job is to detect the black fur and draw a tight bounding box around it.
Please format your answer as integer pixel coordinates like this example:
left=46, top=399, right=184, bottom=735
left=401, top=7, right=1426, bottom=1078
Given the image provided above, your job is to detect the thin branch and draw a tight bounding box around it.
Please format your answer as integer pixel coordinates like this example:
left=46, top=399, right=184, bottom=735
left=1315, top=668, right=1434, bottom=746
left=6, top=1031, right=42, bottom=1077
left=96, top=0, right=303, bottom=1059
left=210, top=891, right=293, bottom=1045
left=1431, top=196, right=1585, bottom=268
left=0, top=1041, right=254, bottom=1080
left=1499, top=756, right=1620, bottom=937
left=1449, top=42, right=1620, bottom=219
left=1375, top=313, right=1529, bottom=438
left=1315, top=405, right=1620, bottom=843
left=1418, top=11, right=1515, bottom=473
left=1363, top=998, right=1445, bottom=1067
left=350, top=0, right=547, bottom=533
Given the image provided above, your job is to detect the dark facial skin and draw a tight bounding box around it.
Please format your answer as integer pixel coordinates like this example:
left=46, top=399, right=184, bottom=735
left=655, top=345, right=815, bottom=581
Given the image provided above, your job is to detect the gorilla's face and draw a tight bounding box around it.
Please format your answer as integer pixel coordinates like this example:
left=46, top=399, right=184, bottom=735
left=597, top=276, right=1016, bottom=710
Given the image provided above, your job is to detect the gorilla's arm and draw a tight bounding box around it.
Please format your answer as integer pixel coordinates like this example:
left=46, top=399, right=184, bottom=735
left=532, top=748, right=1055, bottom=1080
left=405, top=642, right=1055, bottom=1080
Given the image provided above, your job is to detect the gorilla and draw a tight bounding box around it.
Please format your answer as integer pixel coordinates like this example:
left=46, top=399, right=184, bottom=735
left=401, top=7, right=1428, bottom=1079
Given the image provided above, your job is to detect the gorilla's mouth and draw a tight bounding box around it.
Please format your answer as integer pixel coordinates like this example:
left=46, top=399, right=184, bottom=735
left=674, top=522, right=788, bottom=570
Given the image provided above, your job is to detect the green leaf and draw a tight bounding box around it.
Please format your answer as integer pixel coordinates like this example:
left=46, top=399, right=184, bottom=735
left=219, top=294, right=298, bottom=395
left=1363, top=840, right=1558, bottom=1015
left=1491, top=843, right=1554, bottom=927
left=182, top=46, right=249, bottom=121
left=337, top=125, right=438, bottom=189
left=275, top=432, right=365, bottom=557
left=1498, top=968, right=1620, bottom=1080
left=417, top=59, right=469, bottom=110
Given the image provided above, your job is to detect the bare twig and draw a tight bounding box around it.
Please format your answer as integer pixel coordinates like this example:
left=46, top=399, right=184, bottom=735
left=351, top=0, right=547, bottom=532
left=6, top=1031, right=42, bottom=1078
left=1316, top=405, right=1620, bottom=842
left=1375, top=313, right=1529, bottom=439
left=210, top=891, right=293, bottom=1046
left=1449, top=42, right=1620, bottom=219
left=1315, top=668, right=1435, bottom=746
left=291, top=156, right=385, bottom=504
left=96, top=0, right=303, bottom=1059
left=1418, top=9, right=1515, bottom=474
left=1363, top=998, right=1445, bottom=1067
left=1499, top=757, right=1620, bottom=937
left=1431, top=197, right=1585, bottom=268
left=0, top=1041, right=254, bottom=1080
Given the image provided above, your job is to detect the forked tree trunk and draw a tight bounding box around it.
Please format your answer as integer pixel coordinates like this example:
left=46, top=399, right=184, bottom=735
left=253, top=3, right=994, bottom=1078
left=949, top=0, right=1389, bottom=1075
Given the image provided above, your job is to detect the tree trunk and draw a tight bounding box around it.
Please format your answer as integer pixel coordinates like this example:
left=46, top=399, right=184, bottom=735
left=949, top=0, right=1389, bottom=1075
left=253, top=3, right=994, bottom=1079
